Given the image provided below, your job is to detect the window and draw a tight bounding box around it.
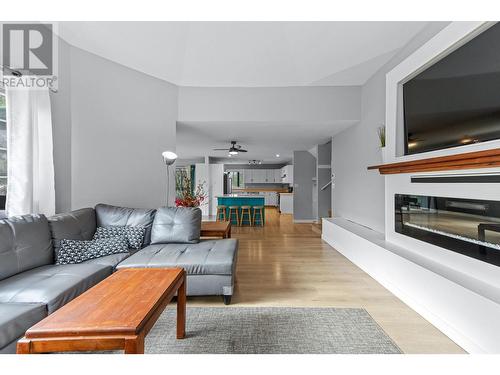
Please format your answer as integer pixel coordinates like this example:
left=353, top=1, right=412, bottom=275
left=228, top=170, right=244, bottom=189
left=0, top=91, right=6, bottom=210
left=175, top=166, right=195, bottom=198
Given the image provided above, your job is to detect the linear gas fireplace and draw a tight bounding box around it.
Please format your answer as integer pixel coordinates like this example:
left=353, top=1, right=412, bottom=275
left=395, top=194, right=500, bottom=267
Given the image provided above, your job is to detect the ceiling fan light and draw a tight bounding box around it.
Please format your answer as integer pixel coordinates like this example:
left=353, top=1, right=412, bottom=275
left=229, top=150, right=238, bottom=155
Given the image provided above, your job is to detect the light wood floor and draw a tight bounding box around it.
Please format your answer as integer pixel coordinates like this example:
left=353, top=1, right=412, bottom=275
left=192, top=208, right=466, bottom=354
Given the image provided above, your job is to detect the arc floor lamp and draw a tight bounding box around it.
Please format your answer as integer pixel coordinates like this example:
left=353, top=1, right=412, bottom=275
left=162, top=151, right=178, bottom=206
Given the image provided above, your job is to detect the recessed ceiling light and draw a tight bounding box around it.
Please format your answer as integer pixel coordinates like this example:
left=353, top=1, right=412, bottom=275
left=276, top=154, right=280, bottom=158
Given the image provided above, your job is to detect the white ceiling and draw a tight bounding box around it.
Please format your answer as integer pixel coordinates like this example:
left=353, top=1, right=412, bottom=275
left=57, top=21, right=428, bottom=87
left=57, top=21, right=429, bottom=163
left=176, top=120, right=357, bottom=164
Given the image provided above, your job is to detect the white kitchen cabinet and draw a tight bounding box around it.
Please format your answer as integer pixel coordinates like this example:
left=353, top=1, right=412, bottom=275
left=243, top=168, right=285, bottom=184
left=244, top=169, right=253, bottom=184
left=279, top=193, right=293, bottom=214
left=265, top=170, right=275, bottom=183
left=252, top=169, right=266, bottom=183
left=274, top=169, right=281, bottom=183
left=281, top=165, right=293, bottom=184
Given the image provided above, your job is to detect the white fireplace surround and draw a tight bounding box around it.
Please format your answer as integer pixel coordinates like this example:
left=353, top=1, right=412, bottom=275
left=323, top=21, right=500, bottom=353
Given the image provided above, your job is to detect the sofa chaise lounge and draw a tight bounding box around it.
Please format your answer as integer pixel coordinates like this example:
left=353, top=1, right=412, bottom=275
left=0, top=203, right=238, bottom=353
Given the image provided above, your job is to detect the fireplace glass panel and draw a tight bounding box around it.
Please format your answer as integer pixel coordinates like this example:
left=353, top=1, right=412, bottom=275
left=395, top=194, right=500, bottom=267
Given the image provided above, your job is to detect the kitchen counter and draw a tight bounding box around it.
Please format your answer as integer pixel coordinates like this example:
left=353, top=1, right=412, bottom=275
left=217, top=195, right=266, bottom=225
left=216, top=194, right=265, bottom=198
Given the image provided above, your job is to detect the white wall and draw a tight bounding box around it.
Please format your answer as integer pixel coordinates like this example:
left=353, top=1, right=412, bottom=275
left=326, top=22, right=500, bottom=353
left=331, top=22, right=450, bottom=232
left=178, top=86, right=361, bottom=122
left=195, top=162, right=209, bottom=216
left=209, top=164, right=224, bottom=216
left=68, top=47, right=178, bottom=209
left=382, top=22, right=500, bottom=352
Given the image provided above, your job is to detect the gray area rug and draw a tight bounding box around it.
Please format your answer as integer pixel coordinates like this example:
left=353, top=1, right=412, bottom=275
left=143, top=307, right=402, bottom=354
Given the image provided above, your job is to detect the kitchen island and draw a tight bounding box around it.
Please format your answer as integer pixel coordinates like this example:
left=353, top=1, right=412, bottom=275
left=216, top=194, right=265, bottom=225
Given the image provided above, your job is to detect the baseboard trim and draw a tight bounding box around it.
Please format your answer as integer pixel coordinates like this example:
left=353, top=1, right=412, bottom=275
left=293, top=219, right=315, bottom=223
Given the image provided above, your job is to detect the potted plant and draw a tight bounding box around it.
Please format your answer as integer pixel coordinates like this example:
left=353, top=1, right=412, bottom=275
left=377, top=125, right=387, bottom=163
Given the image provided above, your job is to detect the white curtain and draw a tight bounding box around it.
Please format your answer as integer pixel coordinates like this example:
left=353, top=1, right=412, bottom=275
left=6, top=88, right=55, bottom=217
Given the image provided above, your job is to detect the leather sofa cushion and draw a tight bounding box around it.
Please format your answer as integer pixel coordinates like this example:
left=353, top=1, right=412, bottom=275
left=116, top=239, right=238, bottom=275
left=48, top=208, right=97, bottom=256
left=0, top=264, right=111, bottom=314
left=82, top=252, right=131, bottom=269
left=151, top=207, right=201, bottom=244
left=0, top=215, right=53, bottom=281
left=0, top=303, right=47, bottom=350
left=95, top=204, right=156, bottom=246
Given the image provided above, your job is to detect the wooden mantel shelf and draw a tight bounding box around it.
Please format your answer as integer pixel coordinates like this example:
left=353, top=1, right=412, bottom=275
left=367, top=148, right=500, bottom=174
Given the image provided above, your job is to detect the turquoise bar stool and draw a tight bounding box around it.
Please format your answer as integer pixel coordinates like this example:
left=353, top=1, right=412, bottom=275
left=216, top=205, right=227, bottom=221
left=228, top=206, right=240, bottom=226
left=253, top=206, right=264, bottom=226
left=240, top=205, right=252, bottom=226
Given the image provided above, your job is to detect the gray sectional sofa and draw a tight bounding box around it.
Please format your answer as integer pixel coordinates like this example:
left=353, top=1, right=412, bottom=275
left=0, top=204, right=238, bottom=354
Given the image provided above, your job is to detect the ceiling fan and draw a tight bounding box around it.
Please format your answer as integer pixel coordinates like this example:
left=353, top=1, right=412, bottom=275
left=213, top=141, right=248, bottom=155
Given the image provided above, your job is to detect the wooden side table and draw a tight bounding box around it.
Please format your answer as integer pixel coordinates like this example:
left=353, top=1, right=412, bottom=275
left=201, top=221, right=231, bottom=239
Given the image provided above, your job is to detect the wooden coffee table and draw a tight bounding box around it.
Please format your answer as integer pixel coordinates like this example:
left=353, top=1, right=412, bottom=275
left=17, top=268, right=186, bottom=354
left=201, top=220, right=231, bottom=239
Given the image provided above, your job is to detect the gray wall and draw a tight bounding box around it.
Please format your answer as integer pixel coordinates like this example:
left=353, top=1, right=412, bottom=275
left=178, top=86, right=361, bottom=122
left=331, top=22, right=450, bottom=233
left=69, top=47, right=178, bottom=209
left=317, top=141, right=331, bottom=219
left=293, top=151, right=316, bottom=221
left=50, top=45, right=178, bottom=211
left=50, top=38, right=72, bottom=213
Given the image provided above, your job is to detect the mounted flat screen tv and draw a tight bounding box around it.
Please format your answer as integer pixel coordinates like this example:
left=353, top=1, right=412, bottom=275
left=403, top=23, right=500, bottom=155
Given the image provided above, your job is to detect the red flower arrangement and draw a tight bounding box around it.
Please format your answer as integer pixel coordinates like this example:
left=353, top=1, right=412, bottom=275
left=175, top=194, right=205, bottom=207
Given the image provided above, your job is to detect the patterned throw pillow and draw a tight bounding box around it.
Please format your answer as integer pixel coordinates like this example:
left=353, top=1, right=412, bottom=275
left=56, top=236, right=128, bottom=265
left=93, top=226, right=145, bottom=250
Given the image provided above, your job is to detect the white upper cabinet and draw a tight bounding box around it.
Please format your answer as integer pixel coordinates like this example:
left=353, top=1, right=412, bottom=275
left=281, top=165, right=293, bottom=184
left=265, top=169, right=275, bottom=183
left=243, top=169, right=253, bottom=184
left=274, top=169, right=281, bottom=183
left=242, top=168, right=284, bottom=184
left=252, top=169, right=266, bottom=183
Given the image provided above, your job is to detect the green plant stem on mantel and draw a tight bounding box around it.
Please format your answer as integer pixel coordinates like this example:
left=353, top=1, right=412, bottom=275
left=377, top=125, right=386, bottom=148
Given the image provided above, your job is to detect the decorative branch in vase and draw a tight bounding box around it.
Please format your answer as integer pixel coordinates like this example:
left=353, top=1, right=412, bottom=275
left=175, top=170, right=207, bottom=207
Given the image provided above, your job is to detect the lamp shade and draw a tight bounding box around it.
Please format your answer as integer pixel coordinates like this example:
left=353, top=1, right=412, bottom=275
left=162, top=151, right=178, bottom=165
